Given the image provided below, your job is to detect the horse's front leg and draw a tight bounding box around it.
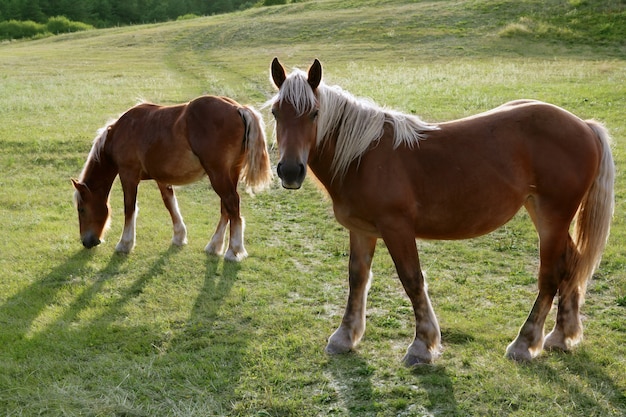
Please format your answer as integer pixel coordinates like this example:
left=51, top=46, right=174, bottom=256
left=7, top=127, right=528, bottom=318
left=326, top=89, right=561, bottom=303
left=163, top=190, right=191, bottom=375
left=326, top=231, right=377, bottom=354
left=157, top=182, right=187, bottom=246
left=205, top=206, right=228, bottom=257
left=225, top=214, right=247, bottom=262
left=116, top=180, right=138, bottom=253
left=381, top=226, right=441, bottom=365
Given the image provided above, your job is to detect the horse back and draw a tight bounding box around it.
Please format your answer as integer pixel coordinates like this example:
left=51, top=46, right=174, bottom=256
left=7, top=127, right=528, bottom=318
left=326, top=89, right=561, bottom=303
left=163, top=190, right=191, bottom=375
left=104, top=98, right=235, bottom=185
left=432, top=100, right=601, bottom=176
left=334, top=101, right=602, bottom=239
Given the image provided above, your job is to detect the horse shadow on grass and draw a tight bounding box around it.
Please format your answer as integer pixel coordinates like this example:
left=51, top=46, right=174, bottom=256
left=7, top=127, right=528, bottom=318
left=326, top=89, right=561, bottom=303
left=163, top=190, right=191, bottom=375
left=0, top=245, right=179, bottom=354
left=159, top=254, right=245, bottom=410
left=324, top=330, right=462, bottom=416
left=0, top=245, right=245, bottom=413
left=0, top=249, right=96, bottom=346
left=520, top=350, right=626, bottom=415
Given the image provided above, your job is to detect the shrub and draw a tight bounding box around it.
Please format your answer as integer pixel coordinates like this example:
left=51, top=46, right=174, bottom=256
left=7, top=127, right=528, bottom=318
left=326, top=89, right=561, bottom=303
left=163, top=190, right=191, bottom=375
left=46, top=16, right=93, bottom=34
left=0, top=20, right=46, bottom=39
left=0, top=16, right=93, bottom=40
left=177, top=14, right=200, bottom=21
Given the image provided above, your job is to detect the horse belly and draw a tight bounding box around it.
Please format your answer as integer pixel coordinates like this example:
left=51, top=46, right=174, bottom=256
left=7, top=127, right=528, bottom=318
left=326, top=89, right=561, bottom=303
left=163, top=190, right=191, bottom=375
left=413, top=198, right=524, bottom=240
left=142, top=148, right=206, bottom=185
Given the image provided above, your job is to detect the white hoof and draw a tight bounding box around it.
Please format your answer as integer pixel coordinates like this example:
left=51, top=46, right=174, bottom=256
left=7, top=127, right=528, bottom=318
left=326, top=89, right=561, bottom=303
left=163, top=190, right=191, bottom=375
left=115, top=241, right=134, bottom=253
left=205, top=241, right=225, bottom=256
left=224, top=247, right=247, bottom=262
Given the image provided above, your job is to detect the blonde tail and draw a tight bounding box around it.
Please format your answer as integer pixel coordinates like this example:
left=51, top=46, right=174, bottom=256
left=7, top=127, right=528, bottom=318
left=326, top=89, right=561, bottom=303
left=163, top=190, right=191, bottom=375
left=571, top=121, right=615, bottom=297
left=238, top=106, right=273, bottom=192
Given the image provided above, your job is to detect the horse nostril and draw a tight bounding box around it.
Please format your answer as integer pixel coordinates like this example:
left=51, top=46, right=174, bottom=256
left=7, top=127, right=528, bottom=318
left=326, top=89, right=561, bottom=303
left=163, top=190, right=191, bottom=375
left=276, top=162, right=284, bottom=179
left=299, top=163, right=306, bottom=178
left=82, top=235, right=101, bottom=249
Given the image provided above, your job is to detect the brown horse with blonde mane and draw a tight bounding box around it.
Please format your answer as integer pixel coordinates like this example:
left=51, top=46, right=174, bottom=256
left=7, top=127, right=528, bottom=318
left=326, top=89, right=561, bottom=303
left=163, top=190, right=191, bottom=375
left=73, top=95, right=272, bottom=261
left=269, top=58, right=614, bottom=364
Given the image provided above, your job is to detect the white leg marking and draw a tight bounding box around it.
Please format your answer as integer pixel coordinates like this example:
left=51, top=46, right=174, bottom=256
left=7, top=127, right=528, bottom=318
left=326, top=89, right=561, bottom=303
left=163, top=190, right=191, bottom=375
left=116, top=206, right=137, bottom=253
left=224, top=217, right=247, bottom=262
left=170, top=198, right=187, bottom=246
left=205, top=215, right=228, bottom=256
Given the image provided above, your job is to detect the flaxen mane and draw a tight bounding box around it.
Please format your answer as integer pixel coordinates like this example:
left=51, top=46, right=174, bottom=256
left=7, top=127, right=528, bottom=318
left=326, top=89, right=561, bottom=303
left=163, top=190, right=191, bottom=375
left=272, top=68, right=439, bottom=180
left=74, top=119, right=116, bottom=206
left=78, top=119, right=116, bottom=183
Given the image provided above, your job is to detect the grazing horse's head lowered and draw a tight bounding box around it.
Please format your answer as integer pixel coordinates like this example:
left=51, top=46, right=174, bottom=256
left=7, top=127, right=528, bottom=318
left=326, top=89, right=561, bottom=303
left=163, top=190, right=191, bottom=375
left=72, top=178, right=111, bottom=249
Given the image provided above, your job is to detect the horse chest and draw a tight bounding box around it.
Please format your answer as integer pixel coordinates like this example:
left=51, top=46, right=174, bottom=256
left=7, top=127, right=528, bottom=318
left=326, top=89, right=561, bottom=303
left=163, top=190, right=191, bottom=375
left=332, top=201, right=380, bottom=236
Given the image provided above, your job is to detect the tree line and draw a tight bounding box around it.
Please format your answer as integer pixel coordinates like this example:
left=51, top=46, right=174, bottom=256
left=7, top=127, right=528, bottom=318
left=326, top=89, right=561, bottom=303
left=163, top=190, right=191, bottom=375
left=0, top=0, right=289, bottom=31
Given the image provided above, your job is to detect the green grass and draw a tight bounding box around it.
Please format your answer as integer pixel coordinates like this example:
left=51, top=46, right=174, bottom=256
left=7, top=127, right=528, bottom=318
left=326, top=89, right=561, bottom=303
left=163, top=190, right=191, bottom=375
left=0, top=0, right=625, bottom=415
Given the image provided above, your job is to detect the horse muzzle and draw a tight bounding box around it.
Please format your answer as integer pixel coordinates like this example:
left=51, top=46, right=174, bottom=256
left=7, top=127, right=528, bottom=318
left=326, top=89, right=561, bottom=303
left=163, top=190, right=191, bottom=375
left=277, top=160, right=307, bottom=189
left=81, top=232, right=101, bottom=249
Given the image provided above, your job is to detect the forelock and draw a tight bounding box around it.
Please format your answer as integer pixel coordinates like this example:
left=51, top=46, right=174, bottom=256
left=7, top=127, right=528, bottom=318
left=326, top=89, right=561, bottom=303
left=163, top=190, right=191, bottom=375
left=274, top=68, right=318, bottom=115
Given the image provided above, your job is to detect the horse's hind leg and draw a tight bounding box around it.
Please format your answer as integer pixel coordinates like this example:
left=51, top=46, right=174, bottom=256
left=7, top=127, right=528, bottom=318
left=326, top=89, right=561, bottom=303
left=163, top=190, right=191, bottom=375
left=206, top=173, right=247, bottom=262
left=326, top=232, right=377, bottom=355
left=544, top=237, right=584, bottom=351
left=506, top=200, right=574, bottom=361
left=157, top=182, right=187, bottom=246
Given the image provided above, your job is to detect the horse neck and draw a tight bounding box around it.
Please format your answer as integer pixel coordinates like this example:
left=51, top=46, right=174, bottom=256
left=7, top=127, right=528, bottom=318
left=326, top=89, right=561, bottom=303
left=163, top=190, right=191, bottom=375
left=81, top=154, right=118, bottom=197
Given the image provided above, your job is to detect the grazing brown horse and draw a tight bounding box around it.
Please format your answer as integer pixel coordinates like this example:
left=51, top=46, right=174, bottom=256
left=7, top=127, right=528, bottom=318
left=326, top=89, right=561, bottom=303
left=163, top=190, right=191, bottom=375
left=73, top=95, right=272, bottom=261
left=269, top=58, right=614, bottom=364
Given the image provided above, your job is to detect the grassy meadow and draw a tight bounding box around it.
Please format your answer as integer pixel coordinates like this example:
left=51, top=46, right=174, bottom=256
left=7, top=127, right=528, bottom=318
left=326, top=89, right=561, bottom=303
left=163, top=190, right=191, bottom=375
left=0, top=0, right=624, bottom=415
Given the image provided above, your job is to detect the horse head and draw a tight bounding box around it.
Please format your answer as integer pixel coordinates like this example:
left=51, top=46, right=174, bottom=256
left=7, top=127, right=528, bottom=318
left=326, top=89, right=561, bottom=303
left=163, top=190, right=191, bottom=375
left=72, top=179, right=111, bottom=249
left=270, top=57, right=322, bottom=189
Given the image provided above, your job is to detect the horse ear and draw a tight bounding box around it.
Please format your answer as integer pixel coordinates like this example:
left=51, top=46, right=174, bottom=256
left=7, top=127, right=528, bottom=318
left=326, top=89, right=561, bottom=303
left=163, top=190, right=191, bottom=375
left=71, top=179, right=88, bottom=194
left=271, top=57, right=286, bottom=89
left=307, top=59, right=322, bottom=90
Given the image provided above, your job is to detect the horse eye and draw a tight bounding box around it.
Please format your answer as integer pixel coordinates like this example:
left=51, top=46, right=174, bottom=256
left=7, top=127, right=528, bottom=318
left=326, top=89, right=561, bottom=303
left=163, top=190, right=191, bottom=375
left=310, top=109, right=319, bottom=120
left=271, top=108, right=278, bottom=119
left=77, top=207, right=85, bottom=215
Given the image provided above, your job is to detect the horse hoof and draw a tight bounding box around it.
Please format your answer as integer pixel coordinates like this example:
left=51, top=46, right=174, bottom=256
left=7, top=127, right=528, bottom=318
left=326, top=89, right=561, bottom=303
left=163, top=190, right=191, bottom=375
left=325, top=341, right=352, bottom=355
left=171, top=237, right=188, bottom=247
left=205, top=243, right=225, bottom=256
left=402, top=353, right=433, bottom=367
left=505, top=344, right=534, bottom=362
left=224, top=248, right=247, bottom=262
left=544, top=330, right=580, bottom=352
left=115, top=242, right=133, bottom=253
